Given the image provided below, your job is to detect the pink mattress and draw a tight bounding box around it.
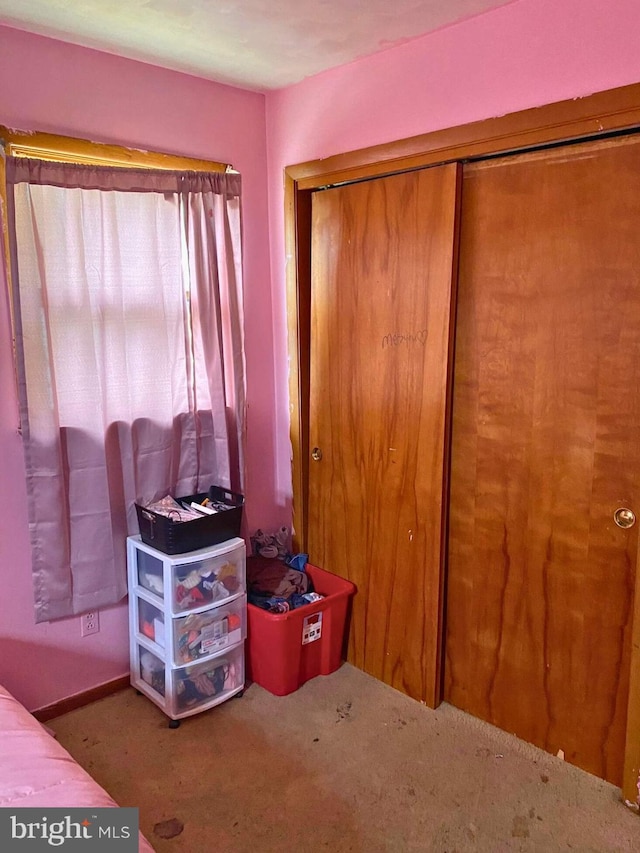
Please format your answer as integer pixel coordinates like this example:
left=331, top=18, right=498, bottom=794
left=0, top=685, right=154, bottom=851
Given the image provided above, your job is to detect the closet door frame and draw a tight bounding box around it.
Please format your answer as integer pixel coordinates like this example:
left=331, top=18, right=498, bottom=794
left=284, top=82, right=640, bottom=809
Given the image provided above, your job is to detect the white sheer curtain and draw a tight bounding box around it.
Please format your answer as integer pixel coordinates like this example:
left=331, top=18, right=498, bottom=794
left=5, top=158, right=245, bottom=622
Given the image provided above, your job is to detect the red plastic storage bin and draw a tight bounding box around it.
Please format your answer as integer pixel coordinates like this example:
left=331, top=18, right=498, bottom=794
left=246, top=564, right=355, bottom=696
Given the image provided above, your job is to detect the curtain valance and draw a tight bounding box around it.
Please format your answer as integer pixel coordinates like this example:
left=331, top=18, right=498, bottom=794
left=6, top=156, right=241, bottom=197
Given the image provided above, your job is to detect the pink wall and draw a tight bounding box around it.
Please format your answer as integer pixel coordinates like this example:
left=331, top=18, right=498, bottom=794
left=0, top=25, right=277, bottom=710
left=264, top=0, right=640, bottom=534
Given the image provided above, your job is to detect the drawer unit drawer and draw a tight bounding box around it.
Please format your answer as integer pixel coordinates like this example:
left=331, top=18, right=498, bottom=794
left=138, top=646, right=165, bottom=699
left=136, top=549, right=164, bottom=598
left=174, top=643, right=244, bottom=715
left=137, top=597, right=165, bottom=648
left=129, top=536, right=246, bottom=614
left=172, top=545, right=245, bottom=613
left=173, top=594, right=246, bottom=664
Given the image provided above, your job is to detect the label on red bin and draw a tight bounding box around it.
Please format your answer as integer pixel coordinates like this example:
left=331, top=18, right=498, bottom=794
left=302, top=612, right=322, bottom=645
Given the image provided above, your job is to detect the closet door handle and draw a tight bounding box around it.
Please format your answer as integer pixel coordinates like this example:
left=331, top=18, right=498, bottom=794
left=311, top=447, right=323, bottom=461
left=614, top=507, right=636, bottom=528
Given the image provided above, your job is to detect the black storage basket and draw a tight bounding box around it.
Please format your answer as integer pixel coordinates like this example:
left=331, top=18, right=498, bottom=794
left=135, top=485, right=244, bottom=555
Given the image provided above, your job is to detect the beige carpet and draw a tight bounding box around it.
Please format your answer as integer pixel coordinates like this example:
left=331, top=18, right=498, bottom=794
left=49, top=664, right=639, bottom=852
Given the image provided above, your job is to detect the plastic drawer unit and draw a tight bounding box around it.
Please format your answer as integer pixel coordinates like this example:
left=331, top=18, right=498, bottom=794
left=127, top=535, right=247, bottom=724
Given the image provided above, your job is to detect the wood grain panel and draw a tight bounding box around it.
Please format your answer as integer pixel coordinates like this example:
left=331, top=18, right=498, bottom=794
left=623, top=554, right=640, bottom=808
left=446, top=135, right=640, bottom=784
left=308, top=165, right=459, bottom=706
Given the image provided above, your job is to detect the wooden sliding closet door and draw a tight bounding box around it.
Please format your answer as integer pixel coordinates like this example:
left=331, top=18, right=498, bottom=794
left=445, top=135, right=640, bottom=784
left=308, top=165, right=459, bottom=706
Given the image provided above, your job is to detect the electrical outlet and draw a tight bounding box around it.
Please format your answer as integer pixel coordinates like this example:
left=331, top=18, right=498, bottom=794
left=81, top=610, right=100, bottom=637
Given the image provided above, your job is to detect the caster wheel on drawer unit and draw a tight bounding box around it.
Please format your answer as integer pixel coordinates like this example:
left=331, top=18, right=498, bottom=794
left=234, top=690, right=244, bottom=699
left=168, top=719, right=181, bottom=729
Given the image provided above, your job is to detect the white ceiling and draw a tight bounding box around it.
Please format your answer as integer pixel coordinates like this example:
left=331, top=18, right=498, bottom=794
left=0, top=0, right=514, bottom=91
